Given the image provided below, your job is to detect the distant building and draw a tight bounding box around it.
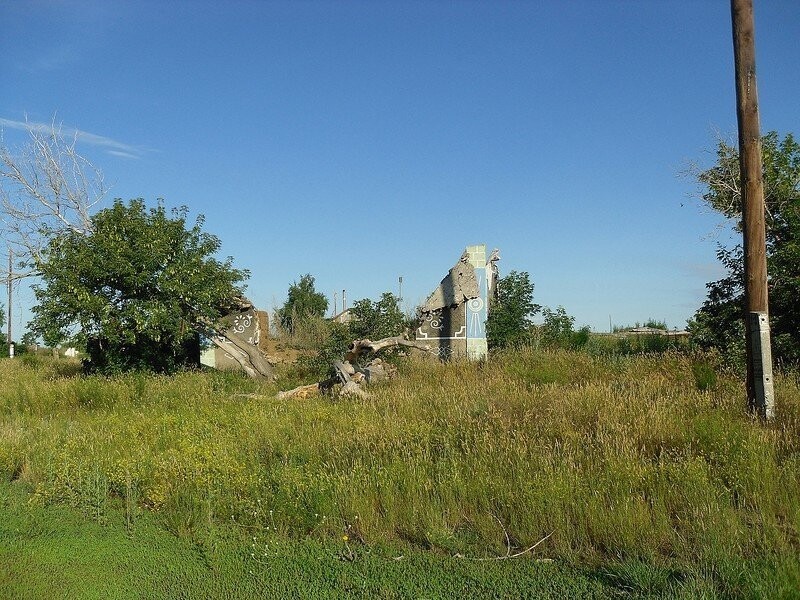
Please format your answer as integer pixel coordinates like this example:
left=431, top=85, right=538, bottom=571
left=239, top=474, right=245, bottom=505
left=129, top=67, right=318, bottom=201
left=626, top=327, right=689, bottom=337
left=330, top=309, right=353, bottom=324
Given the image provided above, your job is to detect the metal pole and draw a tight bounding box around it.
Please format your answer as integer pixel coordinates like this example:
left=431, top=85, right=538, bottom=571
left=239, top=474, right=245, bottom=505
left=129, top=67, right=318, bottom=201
left=731, top=0, right=774, bottom=418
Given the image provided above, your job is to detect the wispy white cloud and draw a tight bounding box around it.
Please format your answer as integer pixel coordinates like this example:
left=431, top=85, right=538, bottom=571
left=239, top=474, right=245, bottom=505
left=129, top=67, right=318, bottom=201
left=106, top=150, right=140, bottom=159
left=0, top=117, right=151, bottom=159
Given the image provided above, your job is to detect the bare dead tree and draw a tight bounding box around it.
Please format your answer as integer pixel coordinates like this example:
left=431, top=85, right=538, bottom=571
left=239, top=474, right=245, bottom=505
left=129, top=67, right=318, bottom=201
left=1, top=118, right=105, bottom=278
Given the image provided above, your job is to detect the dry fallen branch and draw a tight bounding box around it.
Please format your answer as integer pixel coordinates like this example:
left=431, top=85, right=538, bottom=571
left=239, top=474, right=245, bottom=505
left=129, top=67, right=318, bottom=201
left=454, top=515, right=554, bottom=561
left=276, top=383, right=322, bottom=400
left=278, top=335, right=433, bottom=400
left=345, top=336, right=432, bottom=363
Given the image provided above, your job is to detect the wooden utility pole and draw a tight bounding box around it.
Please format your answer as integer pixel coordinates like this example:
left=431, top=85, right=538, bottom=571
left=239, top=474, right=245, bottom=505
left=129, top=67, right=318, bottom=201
left=731, top=0, right=774, bottom=418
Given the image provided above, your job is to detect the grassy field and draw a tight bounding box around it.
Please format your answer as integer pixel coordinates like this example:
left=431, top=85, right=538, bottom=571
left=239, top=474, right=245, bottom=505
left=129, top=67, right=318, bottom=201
left=1, top=348, right=799, bottom=598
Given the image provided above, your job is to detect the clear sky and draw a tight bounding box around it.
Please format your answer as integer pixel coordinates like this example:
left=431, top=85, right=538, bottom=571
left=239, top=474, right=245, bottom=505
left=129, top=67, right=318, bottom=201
left=2, top=0, right=798, bottom=337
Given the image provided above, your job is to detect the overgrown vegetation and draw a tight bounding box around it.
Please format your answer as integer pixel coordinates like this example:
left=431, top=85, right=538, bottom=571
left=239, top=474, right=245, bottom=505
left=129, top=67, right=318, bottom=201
left=486, top=270, right=540, bottom=349
left=537, top=306, right=591, bottom=350
left=276, top=274, right=329, bottom=334
left=30, top=198, right=249, bottom=375
left=292, top=291, right=410, bottom=379
left=0, top=478, right=604, bottom=599
left=1, top=349, right=798, bottom=596
left=613, top=319, right=670, bottom=332
left=688, top=131, right=800, bottom=370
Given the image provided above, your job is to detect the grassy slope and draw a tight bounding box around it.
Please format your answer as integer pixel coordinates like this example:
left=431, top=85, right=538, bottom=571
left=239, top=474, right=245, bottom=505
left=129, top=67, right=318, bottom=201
left=1, top=349, right=799, bottom=597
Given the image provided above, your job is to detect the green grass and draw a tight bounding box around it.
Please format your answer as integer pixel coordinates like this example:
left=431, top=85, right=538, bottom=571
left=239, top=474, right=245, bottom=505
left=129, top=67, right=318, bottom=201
left=0, top=480, right=605, bottom=599
left=1, top=349, right=799, bottom=597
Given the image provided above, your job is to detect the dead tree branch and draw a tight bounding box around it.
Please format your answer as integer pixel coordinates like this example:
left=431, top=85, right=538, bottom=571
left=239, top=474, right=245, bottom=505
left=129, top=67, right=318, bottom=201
left=278, top=335, right=433, bottom=400
left=345, top=336, right=432, bottom=363
left=454, top=516, right=554, bottom=561
left=1, top=118, right=105, bottom=276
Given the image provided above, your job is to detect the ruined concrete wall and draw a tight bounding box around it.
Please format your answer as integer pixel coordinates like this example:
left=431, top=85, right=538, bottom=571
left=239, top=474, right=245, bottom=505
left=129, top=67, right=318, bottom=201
left=201, top=308, right=269, bottom=372
left=415, top=245, right=491, bottom=361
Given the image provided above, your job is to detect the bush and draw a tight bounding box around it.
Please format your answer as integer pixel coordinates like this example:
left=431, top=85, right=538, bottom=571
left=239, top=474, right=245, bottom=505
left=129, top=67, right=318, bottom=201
left=276, top=275, right=328, bottom=334
left=487, top=271, right=540, bottom=349
left=537, top=306, right=590, bottom=350
left=348, top=292, right=407, bottom=341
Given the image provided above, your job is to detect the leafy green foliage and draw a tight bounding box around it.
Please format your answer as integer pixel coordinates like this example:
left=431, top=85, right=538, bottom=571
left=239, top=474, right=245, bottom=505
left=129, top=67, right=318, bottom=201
left=539, top=306, right=590, bottom=349
left=689, top=132, right=800, bottom=368
left=348, top=292, right=406, bottom=341
left=20, top=330, right=38, bottom=347
left=298, top=292, right=408, bottom=379
left=30, top=199, right=248, bottom=374
left=486, top=270, right=540, bottom=349
left=277, top=274, right=328, bottom=333
left=296, top=321, right=353, bottom=379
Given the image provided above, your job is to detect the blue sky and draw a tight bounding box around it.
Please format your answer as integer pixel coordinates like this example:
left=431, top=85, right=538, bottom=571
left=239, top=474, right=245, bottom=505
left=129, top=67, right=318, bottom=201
left=2, top=0, right=798, bottom=336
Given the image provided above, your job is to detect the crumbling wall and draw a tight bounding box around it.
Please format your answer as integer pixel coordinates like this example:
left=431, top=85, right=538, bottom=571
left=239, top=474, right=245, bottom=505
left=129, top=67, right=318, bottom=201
left=415, top=245, right=495, bottom=360
left=201, top=305, right=273, bottom=377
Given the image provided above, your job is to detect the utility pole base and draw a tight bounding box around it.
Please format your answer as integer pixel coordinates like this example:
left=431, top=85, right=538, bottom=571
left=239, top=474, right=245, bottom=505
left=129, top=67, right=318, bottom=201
left=748, top=311, right=775, bottom=419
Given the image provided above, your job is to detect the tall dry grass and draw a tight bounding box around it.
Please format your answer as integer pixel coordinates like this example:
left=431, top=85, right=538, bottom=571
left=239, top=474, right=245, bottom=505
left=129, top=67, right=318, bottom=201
left=1, top=348, right=798, bottom=576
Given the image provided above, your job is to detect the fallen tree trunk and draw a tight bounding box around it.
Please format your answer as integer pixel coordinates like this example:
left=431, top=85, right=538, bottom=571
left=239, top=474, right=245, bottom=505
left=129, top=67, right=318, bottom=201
left=345, top=336, right=435, bottom=362
left=211, top=336, right=261, bottom=378
left=279, top=336, right=432, bottom=400
left=276, top=382, right=322, bottom=400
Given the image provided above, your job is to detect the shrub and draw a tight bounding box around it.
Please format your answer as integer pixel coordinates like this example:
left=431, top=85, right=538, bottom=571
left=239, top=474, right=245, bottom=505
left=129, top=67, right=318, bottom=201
left=486, top=271, right=540, bottom=349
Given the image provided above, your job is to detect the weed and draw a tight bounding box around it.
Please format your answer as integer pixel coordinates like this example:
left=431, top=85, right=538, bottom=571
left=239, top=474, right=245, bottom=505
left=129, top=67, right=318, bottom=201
left=693, top=362, right=718, bottom=391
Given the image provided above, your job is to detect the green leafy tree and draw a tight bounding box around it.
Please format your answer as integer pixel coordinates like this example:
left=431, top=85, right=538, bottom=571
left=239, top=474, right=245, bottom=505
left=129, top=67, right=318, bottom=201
left=540, top=306, right=575, bottom=346
left=538, top=306, right=590, bottom=350
left=278, top=274, right=328, bottom=333
left=688, top=132, right=800, bottom=368
left=349, top=292, right=406, bottom=341
left=31, top=198, right=249, bottom=374
left=21, top=330, right=38, bottom=347
left=486, top=270, right=540, bottom=349
left=301, top=292, right=408, bottom=378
